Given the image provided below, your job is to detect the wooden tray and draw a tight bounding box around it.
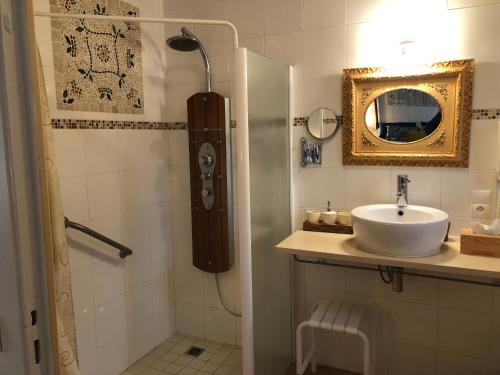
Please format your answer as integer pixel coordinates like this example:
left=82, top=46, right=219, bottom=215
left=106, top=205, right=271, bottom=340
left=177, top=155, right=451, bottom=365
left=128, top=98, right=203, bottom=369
left=460, top=228, right=500, bottom=258
left=303, top=220, right=353, bottom=234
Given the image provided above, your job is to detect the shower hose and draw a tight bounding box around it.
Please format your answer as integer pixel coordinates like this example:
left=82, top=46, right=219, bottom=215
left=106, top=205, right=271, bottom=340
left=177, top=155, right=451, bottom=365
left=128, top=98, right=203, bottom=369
left=215, top=273, right=241, bottom=317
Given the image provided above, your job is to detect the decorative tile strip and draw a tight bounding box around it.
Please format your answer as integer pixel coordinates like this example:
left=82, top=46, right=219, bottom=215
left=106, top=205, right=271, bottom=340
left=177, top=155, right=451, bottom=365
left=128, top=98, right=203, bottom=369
left=293, top=109, right=499, bottom=126
left=472, top=108, right=500, bottom=120
left=293, top=116, right=344, bottom=127
left=51, top=119, right=237, bottom=130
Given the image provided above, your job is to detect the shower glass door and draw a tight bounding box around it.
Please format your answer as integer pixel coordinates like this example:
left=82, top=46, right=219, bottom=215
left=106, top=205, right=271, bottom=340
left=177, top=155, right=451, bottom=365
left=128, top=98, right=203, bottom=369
left=247, top=51, right=291, bottom=375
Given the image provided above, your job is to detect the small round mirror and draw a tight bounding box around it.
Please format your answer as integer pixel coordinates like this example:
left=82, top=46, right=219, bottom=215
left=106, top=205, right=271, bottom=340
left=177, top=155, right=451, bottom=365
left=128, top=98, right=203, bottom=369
left=306, top=108, right=339, bottom=141
left=365, top=88, right=442, bottom=143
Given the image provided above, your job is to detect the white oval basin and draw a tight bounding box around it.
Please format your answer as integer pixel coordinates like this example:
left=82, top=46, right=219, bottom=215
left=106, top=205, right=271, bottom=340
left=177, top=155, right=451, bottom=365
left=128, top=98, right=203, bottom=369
left=351, top=204, right=449, bottom=257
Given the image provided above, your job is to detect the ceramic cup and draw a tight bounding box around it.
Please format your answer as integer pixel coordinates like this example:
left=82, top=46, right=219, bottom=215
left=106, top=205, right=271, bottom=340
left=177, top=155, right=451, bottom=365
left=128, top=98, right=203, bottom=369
left=336, top=211, right=352, bottom=226
left=306, top=209, right=322, bottom=224
left=320, top=211, right=337, bottom=225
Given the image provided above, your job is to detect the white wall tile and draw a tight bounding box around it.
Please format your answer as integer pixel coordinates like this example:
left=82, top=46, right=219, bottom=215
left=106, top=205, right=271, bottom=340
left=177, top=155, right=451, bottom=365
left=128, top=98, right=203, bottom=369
left=83, top=130, right=119, bottom=174
left=118, top=130, right=149, bottom=170
left=174, top=269, right=204, bottom=305
left=293, top=73, right=343, bottom=117
left=95, top=295, right=128, bottom=348
left=303, top=167, right=346, bottom=209
left=87, top=172, right=120, bottom=219
left=127, top=317, right=155, bottom=364
left=204, top=307, right=236, bottom=345
left=119, top=169, right=149, bottom=211
left=60, top=176, right=89, bottom=221
left=390, top=300, right=438, bottom=348
left=441, top=169, right=497, bottom=218
left=147, top=166, right=171, bottom=205
left=72, top=265, right=94, bottom=316
left=126, top=281, right=153, bottom=327
left=469, top=120, right=498, bottom=170
left=153, top=306, right=175, bottom=346
left=96, top=333, right=129, bottom=375
left=304, top=263, right=346, bottom=292
left=438, top=307, right=491, bottom=358
left=79, top=353, right=98, bottom=375
left=92, top=258, right=126, bottom=306
left=75, top=310, right=97, bottom=360
left=264, top=32, right=303, bottom=67
left=297, top=26, right=346, bottom=75
left=303, top=0, right=346, bottom=29
left=170, top=165, right=191, bottom=202
left=389, top=342, right=437, bottom=375
left=473, top=57, right=500, bottom=108
left=438, top=280, right=493, bottom=313
left=436, top=351, right=491, bottom=375
left=153, top=271, right=173, bottom=312
left=53, top=130, right=87, bottom=178
left=226, top=0, right=265, bottom=39
left=265, top=0, right=303, bottom=35
left=175, top=302, right=205, bottom=337
left=451, top=4, right=500, bottom=58
left=171, top=200, right=192, bottom=236
left=346, top=167, right=392, bottom=209
left=346, top=268, right=390, bottom=298
left=169, top=130, right=190, bottom=166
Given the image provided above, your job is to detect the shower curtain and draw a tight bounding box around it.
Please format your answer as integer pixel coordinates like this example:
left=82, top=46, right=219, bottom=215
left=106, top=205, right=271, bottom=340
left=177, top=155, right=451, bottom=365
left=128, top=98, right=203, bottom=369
left=35, top=50, right=80, bottom=375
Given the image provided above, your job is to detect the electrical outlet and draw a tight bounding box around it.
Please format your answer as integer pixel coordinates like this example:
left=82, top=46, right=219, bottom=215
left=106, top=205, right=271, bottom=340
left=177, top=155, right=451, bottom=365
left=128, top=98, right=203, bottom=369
left=472, top=203, right=490, bottom=218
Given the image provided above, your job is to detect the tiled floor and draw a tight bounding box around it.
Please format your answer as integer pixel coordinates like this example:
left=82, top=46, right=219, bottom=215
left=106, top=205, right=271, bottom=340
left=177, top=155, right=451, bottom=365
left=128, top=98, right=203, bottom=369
left=285, top=365, right=359, bottom=375
left=122, top=333, right=242, bottom=375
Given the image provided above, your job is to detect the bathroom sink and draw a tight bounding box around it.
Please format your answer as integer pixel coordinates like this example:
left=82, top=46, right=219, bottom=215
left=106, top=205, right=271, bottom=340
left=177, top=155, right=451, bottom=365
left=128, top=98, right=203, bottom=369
left=351, top=204, right=449, bottom=257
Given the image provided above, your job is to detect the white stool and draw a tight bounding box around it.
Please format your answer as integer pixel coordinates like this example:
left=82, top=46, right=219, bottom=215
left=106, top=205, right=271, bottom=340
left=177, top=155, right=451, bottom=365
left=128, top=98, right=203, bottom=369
left=296, top=299, right=373, bottom=375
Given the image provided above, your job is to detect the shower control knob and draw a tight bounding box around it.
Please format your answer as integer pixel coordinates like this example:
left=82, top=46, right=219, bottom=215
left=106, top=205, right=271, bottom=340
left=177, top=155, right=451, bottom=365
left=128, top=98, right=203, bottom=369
left=200, top=154, right=213, bottom=167
left=201, top=188, right=212, bottom=197
left=200, top=172, right=212, bottom=180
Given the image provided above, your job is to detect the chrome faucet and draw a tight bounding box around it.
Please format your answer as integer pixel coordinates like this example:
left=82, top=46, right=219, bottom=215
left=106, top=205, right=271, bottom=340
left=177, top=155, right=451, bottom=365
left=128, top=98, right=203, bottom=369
left=396, top=175, right=410, bottom=208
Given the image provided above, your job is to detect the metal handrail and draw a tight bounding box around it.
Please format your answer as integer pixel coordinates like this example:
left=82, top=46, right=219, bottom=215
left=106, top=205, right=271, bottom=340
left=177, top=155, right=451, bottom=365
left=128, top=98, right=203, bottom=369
left=64, top=217, right=133, bottom=259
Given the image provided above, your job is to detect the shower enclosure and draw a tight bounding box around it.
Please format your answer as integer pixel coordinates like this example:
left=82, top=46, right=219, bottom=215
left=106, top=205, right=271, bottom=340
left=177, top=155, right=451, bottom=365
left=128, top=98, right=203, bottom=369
left=235, top=49, right=292, bottom=375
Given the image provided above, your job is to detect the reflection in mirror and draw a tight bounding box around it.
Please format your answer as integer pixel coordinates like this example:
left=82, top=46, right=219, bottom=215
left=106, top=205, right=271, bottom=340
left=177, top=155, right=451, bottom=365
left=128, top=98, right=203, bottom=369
left=365, top=89, right=442, bottom=143
left=307, top=108, right=339, bottom=140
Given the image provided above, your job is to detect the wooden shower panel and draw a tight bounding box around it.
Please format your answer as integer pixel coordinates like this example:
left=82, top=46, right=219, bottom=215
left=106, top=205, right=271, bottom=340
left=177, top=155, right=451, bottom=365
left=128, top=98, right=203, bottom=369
left=187, top=92, right=232, bottom=273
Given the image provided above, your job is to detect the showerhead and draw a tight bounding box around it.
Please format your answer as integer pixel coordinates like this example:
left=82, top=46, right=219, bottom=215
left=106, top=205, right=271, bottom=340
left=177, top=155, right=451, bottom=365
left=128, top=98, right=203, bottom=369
left=166, top=33, right=199, bottom=52
left=166, top=27, right=212, bottom=92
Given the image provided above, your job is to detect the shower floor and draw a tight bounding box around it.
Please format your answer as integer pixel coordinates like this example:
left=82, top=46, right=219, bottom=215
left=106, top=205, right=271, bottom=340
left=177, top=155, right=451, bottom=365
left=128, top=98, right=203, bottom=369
left=122, top=333, right=242, bottom=375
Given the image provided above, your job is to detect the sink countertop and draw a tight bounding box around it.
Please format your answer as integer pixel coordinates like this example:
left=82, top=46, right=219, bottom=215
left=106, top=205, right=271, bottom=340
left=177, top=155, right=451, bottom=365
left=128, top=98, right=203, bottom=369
left=276, top=230, right=500, bottom=279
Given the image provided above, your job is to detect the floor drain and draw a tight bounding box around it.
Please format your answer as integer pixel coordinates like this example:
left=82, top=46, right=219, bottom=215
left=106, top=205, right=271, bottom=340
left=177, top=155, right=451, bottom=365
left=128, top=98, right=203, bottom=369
left=185, top=346, right=205, bottom=357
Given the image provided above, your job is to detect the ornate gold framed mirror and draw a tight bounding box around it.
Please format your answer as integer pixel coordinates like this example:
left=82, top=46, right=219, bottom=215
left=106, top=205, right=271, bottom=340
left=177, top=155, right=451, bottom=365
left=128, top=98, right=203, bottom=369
left=342, top=59, right=474, bottom=167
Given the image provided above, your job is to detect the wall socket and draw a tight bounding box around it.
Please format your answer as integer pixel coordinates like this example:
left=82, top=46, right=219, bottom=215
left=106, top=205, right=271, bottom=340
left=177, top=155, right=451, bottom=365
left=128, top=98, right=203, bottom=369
left=472, top=203, right=490, bottom=218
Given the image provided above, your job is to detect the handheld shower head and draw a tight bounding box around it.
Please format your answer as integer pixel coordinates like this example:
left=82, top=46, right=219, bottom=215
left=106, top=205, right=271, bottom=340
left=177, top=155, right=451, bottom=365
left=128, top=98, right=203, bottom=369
left=166, top=27, right=212, bottom=92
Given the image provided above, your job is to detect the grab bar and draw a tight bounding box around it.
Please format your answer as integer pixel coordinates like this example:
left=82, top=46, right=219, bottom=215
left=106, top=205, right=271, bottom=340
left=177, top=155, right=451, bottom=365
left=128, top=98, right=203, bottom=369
left=64, top=216, right=133, bottom=259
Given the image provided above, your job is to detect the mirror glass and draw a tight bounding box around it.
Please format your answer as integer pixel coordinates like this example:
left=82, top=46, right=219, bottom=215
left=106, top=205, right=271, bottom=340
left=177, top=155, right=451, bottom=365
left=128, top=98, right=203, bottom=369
left=365, top=88, right=442, bottom=143
left=307, top=108, right=338, bottom=140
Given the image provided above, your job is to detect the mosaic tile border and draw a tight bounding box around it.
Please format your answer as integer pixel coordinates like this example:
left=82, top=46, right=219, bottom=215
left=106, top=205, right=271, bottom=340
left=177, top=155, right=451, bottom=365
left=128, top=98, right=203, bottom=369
left=51, top=109, right=497, bottom=131
left=293, top=109, right=500, bottom=126
left=472, top=108, right=500, bottom=120
left=293, top=116, right=344, bottom=126
left=51, top=118, right=237, bottom=130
